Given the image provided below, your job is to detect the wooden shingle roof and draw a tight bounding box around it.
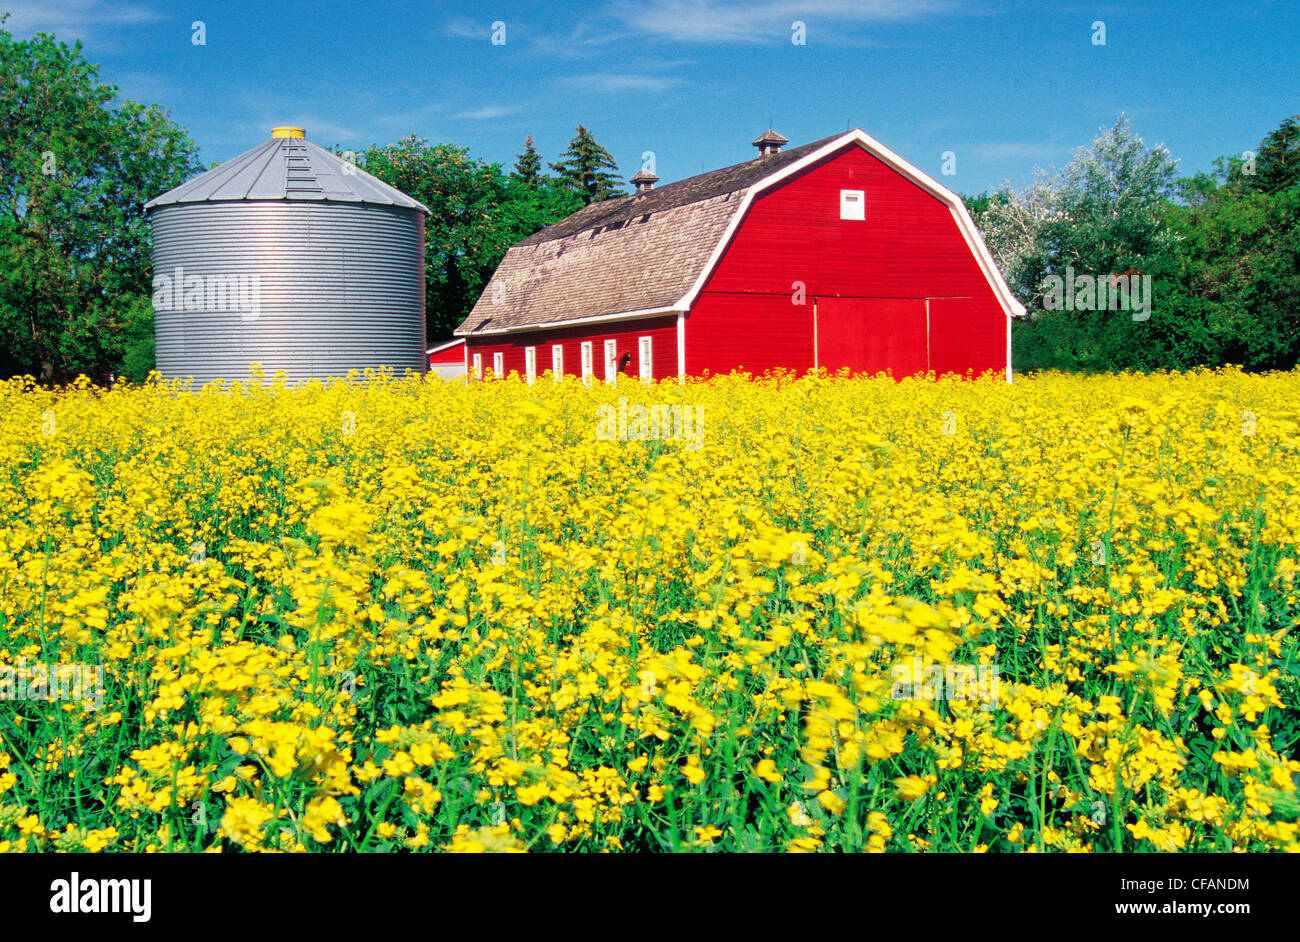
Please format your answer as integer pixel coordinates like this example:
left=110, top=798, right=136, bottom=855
left=456, top=133, right=844, bottom=336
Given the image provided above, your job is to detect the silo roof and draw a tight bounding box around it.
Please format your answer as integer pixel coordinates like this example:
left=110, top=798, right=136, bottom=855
left=145, top=131, right=430, bottom=213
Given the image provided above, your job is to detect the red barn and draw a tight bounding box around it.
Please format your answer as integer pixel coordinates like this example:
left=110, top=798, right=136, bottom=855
left=455, top=129, right=1025, bottom=382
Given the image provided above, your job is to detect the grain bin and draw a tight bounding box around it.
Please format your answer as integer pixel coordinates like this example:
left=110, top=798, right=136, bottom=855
left=145, top=127, right=429, bottom=385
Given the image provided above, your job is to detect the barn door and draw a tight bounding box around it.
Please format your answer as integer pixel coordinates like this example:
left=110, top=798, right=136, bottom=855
left=815, top=298, right=928, bottom=377
left=926, top=298, right=978, bottom=376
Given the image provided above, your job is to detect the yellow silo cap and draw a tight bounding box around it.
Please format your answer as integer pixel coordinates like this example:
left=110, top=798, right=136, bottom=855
left=271, top=127, right=305, bottom=138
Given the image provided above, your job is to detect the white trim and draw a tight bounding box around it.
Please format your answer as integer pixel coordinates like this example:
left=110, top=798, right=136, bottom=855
left=426, top=338, right=465, bottom=355
left=463, top=342, right=469, bottom=386
left=925, top=298, right=931, bottom=373
left=492, top=351, right=503, bottom=378
left=604, top=339, right=618, bottom=385
left=524, top=346, right=536, bottom=385
left=551, top=344, right=563, bottom=381
left=638, top=336, right=653, bottom=383
left=580, top=341, right=593, bottom=386
left=1006, top=308, right=1013, bottom=383
left=812, top=298, right=818, bottom=369
left=472, top=352, right=483, bottom=380
left=456, top=305, right=683, bottom=338
left=671, top=130, right=1027, bottom=321
left=676, top=312, right=685, bottom=382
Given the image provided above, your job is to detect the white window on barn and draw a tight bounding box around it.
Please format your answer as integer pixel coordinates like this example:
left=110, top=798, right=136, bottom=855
left=493, top=352, right=504, bottom=378
left=472, top=353, right=482, bottom=380
left=638, top=336, right=653, bottom=383
left=524, top=346, right=536, bottom=385
left=604, top=339, right=618, bottom=386
left=840, top=189, right=865, bottom=220
left=580, top=342, right=593, bottom=386
left=551, top=344, right=563, bottom=380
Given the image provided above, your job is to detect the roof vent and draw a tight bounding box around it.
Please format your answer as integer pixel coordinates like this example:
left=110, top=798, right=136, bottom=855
left=752, top=129, right=788, bottom=157
left=630, top=168, right=659, bottom=194
left=271, top=126, right=305, bottom=138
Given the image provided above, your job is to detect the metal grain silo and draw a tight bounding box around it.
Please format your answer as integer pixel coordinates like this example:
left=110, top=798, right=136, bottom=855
left=145, top=127, right=428, bottom=384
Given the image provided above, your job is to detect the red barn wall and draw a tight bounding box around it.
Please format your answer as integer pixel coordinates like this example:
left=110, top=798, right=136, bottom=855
left=686, top=144, right=1007, bottom=377
left=463, top=316, right=678, bottom=381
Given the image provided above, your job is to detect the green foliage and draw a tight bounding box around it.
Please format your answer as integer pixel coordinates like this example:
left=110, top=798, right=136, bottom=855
left=118, top=295, right=156, bottom=385
left=1045, top=115, right=1180, bottom=277
left=0, top=15, right=203, bottom=383
left=358, top=137, right=582, bottom=340
left=549, top=125, right=624, bottom=205
left=966, top=171, right=1059, bottom=305
left=1168, top=117, right=1300, bottom=371
left=1001, top=114, right=1300, bottom=374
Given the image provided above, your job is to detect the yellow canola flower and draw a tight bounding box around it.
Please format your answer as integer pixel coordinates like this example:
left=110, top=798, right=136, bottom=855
left=1, top=367, right=1297, bottom=855
left=754, top=759, right=782, bottom=784
left=894, top=775, right=936, bottom=802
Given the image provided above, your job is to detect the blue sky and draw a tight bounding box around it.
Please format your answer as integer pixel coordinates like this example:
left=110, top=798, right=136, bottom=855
left=5, top=0, right=1296, bottom=196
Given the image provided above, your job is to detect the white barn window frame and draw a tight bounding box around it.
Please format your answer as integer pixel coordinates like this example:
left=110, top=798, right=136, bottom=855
left=580, top=342, right=594, bottom=386
left=472, top=353, right=483, bottom=380
left=551, top=344, right=563, bottom=380
left=493, top=352, right=504, bottom=378
left=524, top=346, right=536, bottom=384
left=604, top=339, right=618, bottom=385
left=638, top=336, right=653, bottom=383
left=840, top=188, right=865, bottom=220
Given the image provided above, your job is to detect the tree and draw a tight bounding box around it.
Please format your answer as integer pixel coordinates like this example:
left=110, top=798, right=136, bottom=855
left=359, top=137, right=582, bottom=340
left=0, top=14, right=204, bottom=382
left=512, top=135, right=542, bottom=187
left=1045, top=115, right=1180, bottom=278
left=998, top=117, right=1187, bottom=372
left=1237, top=114, right=1299, bottom=196
left=549, top=125, right=624, bottom=204
left=1168, top=117, right=1300, bottom=370
left=967, top=168, right=1062, bottom=305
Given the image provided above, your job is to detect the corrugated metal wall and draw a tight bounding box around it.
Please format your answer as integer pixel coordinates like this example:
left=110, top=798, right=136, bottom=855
left=151, top=201, right=426, bottom=385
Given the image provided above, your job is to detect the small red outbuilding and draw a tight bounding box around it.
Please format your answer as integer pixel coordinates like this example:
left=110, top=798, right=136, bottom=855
left=426, top=338, right=466, bottom=379
left=455, top=128, right=1025, bottom=382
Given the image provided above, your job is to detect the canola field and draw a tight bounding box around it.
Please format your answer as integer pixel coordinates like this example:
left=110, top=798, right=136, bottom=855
left=0, top=366, right=1297, bottom=853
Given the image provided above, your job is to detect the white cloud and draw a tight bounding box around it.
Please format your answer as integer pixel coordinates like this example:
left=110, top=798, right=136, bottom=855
left=444, top=16, right=489, bottom=40
left=554, top=72, right=685, bottom=93
left=604, top=0, right=955, bottom=43
left=453, top=105, right=521, bottom=120
left=526, top=21, right=635, bottom=58
left=1, top=0, right=161, bottom=48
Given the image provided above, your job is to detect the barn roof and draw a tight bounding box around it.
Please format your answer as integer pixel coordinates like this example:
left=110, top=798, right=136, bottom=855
left=145, top=130, right=430, bottom=213
left=456, top=130, right=1024, bottom=336
left=517, top=133, right=840, bottom=245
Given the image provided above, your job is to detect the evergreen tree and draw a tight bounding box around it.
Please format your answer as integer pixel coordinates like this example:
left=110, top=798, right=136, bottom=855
left=512, top=134, right=542, bottom=187
left=1238, top=114, right=1298, bottom=195
left=549, top=125, right=624, bottom=204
